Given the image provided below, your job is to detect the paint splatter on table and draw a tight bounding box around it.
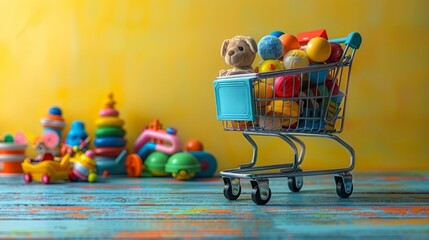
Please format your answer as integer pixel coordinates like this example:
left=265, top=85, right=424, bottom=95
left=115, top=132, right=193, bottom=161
left=0, top=172, right=428, bottom=239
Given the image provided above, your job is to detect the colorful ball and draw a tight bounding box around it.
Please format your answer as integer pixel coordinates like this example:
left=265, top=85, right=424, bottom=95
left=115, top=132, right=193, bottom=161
left=305, top=37, right=331, bottom=62
left=257, top=35, right=283, bottom=60
left=274, top=75, right=301, bottom=98
left=327, top=42, right=343, bottom=63
left=269, top=30, right=285, bottom=38
left=308, top=62, right=329, bottom=85
left=257, top=60, right=284, bottom=73
left=185, top=139, right=204, bottom=152
left=283, top=49, right=309, bottom=69
left=325, top=78, right=340, bottom=96
left=254, top=81, right=273, bottom=107
left=279, top=33, right=300, bottom=57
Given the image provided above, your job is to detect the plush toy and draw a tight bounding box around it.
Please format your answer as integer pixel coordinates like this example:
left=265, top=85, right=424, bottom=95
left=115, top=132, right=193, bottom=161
left=219, top=36, right=258, bottom=76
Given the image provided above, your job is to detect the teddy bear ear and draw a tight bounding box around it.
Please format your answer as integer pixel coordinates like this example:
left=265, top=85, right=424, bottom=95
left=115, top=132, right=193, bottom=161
left=245, top=37, right=258, bottom=54
left=221, top=39, right=230, bottom=57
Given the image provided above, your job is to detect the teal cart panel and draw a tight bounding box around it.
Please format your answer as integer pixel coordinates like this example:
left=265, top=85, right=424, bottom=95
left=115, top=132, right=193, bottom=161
left=213, top=77, right=256, bottom=121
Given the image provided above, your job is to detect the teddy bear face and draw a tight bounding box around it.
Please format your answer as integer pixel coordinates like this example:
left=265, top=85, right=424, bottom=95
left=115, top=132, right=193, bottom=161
left=222, top=36, right=257, bottom=68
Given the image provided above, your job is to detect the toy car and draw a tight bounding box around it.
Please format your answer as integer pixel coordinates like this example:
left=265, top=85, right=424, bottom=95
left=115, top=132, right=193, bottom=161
left=21, top=154, right=71, bottom=184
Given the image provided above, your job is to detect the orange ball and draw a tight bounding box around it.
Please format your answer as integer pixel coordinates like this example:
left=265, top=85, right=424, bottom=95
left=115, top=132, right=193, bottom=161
left=279, top=33, right=300, bottom=57
left=254, top=81, right=273, bottom=107
left=185, top=139, right=204, bottom=151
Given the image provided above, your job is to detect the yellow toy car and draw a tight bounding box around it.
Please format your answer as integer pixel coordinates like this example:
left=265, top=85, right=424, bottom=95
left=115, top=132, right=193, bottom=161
left=21, top=154, right=71, bottom=184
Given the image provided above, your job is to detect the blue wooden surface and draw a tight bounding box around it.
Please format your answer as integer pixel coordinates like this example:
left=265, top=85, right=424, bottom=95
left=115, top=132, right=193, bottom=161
left=0, top=172, right=428, bottom=239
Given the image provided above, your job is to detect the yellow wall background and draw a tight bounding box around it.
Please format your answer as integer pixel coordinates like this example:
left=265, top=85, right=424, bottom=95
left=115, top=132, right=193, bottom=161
left=0, top=0, right=428, bottom=171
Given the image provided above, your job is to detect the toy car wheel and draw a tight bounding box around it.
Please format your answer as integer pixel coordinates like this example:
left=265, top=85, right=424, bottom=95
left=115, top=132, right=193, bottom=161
left=23, top=173, right=32, bottom=183
left=88, top=172, right=97, bottom=183
left=125, top=154, right=142, bottom=177
left=42, top=174, right=51, bottom=184
left=288, top=176, right=303, bottom=192
left=68, top=171, right=78, bottom=182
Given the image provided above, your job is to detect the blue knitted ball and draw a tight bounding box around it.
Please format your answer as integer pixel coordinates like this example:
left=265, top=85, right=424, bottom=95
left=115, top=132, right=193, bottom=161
left=258, top=35, right=284, bottom=60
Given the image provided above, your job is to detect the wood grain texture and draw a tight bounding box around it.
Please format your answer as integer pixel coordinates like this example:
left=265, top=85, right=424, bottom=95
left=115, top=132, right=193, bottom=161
left=0, top=172, right=428, bottom=239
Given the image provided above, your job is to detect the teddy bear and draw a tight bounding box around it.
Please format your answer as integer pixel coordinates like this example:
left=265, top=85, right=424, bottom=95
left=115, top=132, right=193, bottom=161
left=219, top=35, right=257, bottom=76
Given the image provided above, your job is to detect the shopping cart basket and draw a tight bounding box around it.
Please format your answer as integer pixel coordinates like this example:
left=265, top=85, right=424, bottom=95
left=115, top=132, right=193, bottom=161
left=213, top=32, right=362, bottom=205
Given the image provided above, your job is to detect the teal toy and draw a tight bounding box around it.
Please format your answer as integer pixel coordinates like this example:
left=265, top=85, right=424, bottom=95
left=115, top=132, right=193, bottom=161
left=65, top=121, right=89, bottom=150
left=189, top=151, right=217, bottom=178
left=165, top=152, right=201, bottom=180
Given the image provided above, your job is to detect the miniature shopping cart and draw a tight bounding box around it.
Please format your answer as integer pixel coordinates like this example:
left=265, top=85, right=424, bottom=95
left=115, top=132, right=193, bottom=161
left=213, top=32, right=362, bottom=205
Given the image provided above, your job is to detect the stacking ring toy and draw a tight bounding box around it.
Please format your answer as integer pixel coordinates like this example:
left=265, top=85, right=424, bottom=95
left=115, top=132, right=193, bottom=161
left=94, top=147, right=126, bottom=157
left=95, top=127, right=126, bottom=137
left=40, top=119, right=66, bottom=129
left=99, top=108, right=119, bottom=117
left=93, top=137, right=126, bottom=147
left=95, top=117, right=124, bottom=128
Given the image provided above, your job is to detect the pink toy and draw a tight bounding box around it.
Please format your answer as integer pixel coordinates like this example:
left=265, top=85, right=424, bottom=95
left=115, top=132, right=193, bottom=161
left=274, top=75, right=301, bottom=98
left=133, top=129, right=182, bottom=156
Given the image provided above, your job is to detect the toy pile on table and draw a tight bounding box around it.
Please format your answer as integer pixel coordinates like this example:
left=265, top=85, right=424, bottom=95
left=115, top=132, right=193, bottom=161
left=219, top=29, right=346, bottom=132
left=126, top=118, right=217, bottom=180
left=12, top=97, right=218, bottom=184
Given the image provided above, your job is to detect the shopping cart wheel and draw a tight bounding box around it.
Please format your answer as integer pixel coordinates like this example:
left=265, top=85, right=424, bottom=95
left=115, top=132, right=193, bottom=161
left=335, top=174, right=353, bottom=198
left=223, top=177, right=241, bottom=200
left=288, top=176, right=303, bottom=192
left=250, top=180, right=271, bottom=205
left=288, top=168, right=303, bottom=192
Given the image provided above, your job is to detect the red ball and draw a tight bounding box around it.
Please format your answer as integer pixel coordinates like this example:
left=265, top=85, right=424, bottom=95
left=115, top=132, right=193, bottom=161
left=325, top=79, right=340, bottom=95
left=274, top=75, right=301, bottom=98
left=327, top=42, right=343, bottom=63
left=185, top=139, right=204, bottom=151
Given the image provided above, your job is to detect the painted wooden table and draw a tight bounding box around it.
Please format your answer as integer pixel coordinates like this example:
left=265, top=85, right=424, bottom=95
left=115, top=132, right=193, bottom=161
left=0, top=172, right=428, bottom=239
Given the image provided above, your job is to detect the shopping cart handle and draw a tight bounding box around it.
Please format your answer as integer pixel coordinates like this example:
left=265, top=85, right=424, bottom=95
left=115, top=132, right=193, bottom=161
left=329, top=32, right=362, bottom=50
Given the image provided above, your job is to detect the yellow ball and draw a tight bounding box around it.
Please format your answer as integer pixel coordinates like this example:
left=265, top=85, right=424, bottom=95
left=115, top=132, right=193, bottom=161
left=305, top=37, right=331, bottom=62
left=258, top=60, right=284, bottom=73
